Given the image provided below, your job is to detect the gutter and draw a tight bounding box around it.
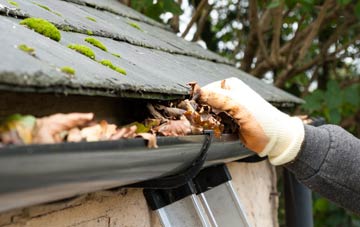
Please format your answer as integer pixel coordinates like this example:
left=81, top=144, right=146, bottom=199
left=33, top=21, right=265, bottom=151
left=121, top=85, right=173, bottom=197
left=0, top=134, right=252, bottom=213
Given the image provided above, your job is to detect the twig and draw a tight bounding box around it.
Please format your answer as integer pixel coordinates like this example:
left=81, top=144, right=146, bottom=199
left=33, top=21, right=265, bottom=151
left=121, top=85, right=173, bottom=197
left=181, top=0, right=208, bottom=38
left=192, top=2, right=212, bottom=41
left=270, top=1, right=284, bottom=65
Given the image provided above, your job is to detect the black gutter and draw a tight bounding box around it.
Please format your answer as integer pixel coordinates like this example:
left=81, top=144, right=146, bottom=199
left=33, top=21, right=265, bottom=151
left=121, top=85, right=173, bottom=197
left=0, top=134, right=252, bottom=212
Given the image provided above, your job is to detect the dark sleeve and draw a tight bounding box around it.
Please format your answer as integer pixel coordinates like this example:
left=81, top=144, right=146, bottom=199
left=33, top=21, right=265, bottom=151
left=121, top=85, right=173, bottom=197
left=285, top=124, right=360, bottom=215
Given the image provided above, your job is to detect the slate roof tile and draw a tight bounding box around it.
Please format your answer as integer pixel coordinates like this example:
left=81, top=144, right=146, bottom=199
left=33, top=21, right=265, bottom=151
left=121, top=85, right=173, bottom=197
left=0, top=0, right=303, bottom=104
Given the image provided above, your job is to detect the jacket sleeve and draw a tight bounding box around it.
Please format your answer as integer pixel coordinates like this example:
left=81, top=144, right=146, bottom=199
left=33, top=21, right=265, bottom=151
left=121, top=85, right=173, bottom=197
left=285, top=124, right=360, bottom=214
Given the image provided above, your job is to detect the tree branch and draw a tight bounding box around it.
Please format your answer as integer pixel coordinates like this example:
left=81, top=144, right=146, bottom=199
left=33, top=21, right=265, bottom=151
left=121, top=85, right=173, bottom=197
left=192, top=2, right=212, bottom=41
left=181, top=0, right=208, bottom=38
left=270, top=1, right=284, bottom=65
left=297, top=0, right=333, bottom=61
left=240, top=0, right=260, bottom=72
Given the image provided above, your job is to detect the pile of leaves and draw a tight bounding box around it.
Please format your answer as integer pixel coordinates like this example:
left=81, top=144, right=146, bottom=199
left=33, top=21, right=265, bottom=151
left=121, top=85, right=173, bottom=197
left=0, top=93, right=237, bottom=149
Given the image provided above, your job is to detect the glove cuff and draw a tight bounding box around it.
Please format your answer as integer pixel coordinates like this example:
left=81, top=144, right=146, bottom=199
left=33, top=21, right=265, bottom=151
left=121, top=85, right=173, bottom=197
left=258, top=117, right=305, bottom=166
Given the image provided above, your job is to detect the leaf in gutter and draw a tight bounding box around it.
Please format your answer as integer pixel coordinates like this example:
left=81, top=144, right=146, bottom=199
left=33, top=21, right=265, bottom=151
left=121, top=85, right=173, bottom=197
left=79, top=120, right=117, bottom=142
left=67, top=127, right=82, bottom=142
left=154, top=116, right=192, bottom=136
left=111, top=125, right=137, bottom=140
left=137, top=133, right=158, bottom=148
left=32, top=113, right=94, bottom=144
left=0, top=114, right=36, bottom=144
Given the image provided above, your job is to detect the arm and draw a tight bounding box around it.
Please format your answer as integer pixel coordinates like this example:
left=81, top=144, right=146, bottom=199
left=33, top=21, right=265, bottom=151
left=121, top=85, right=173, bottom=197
left=286, top=124, right=360, bottom=214
left=196, top=77, right=360, bottom=214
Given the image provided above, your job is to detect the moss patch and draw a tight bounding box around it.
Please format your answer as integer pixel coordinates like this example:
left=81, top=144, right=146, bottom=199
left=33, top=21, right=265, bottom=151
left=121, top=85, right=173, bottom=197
left=86, top=16, right=97, bottom=22
left=19, top=18, right=61, bottom=42
left=32, top=2, right=62, bottom=17
left=111, top=53, right=121, bottom=58
left=84, top=37, right=107, bottom=52
left=86, top=30, right=93, bottom=35
left=7, top=0, right=19, bottom=7
left=60, top=66, right=75, bottom=76
left=68, top=44, right=95, bottom=59
left=127, top=21, right=143, bottom=31
left=99, top=59, right=126, bottom=75
left=18, top=44, right=35, bottom=55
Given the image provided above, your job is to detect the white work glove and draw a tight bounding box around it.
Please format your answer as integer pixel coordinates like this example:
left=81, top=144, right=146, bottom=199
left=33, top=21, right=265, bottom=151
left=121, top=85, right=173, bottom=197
left=197, top=77, right=305, bottom=166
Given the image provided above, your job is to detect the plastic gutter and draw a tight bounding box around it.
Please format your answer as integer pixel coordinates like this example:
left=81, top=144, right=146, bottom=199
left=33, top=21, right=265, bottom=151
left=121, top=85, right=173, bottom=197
left=0, top=134, right=253, bottom=213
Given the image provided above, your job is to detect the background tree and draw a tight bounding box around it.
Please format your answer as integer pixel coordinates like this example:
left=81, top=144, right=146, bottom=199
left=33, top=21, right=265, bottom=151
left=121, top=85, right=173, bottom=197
left=123, top=0, right=360, bottom=225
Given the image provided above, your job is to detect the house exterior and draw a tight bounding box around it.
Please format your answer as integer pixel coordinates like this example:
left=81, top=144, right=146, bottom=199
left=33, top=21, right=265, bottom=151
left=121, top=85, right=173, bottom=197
left=0, top=0, right=303, bottom=226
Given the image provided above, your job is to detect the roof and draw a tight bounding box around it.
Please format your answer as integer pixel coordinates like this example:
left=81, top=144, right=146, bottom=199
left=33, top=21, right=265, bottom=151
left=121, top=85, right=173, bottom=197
left=0, top=0, right=303, bottom=104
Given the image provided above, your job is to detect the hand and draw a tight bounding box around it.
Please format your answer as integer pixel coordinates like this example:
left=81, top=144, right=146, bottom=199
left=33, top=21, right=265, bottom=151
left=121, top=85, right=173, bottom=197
left=196, top=77, right=305, bottom=165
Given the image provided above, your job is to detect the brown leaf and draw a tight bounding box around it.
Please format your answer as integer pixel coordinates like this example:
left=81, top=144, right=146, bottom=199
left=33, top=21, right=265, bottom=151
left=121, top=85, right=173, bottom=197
left=80, top=120, right=117, bottom=142
left=155, top=104, right=186, bottom=119
left=111, top=125, right=137, bottom=140
left=67, top=128, right=82, bottom=142
left=137, top=133, right=158, bottom=148
left=154, top=116, right=192, bottom=136
left=32, top=113, right=94, bottom=144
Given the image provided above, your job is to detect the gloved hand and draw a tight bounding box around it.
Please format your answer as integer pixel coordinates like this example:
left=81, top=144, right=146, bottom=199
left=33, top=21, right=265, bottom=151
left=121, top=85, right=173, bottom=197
left=196, top=77, right=305, bottom=165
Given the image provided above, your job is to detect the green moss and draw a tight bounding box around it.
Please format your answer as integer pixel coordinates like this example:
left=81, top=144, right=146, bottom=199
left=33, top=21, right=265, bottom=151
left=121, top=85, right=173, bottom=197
left=86, top=16, right=97, bottom=22
left=32, top=2, right=50, bottom=11
left=68, top=44, right=95, bottom=59
left=127, top=21, right=143, bottom=31
left=32, top=2, right=61, bottom=17
left=111, top=53, right=121, bottom=58
left=60, top=66, right=75, bottom=76
left=7, top=0, right=19, bottom=7
left=18, top=44, right=35, bottom=54
left=86, top=30, right=93, bottom=35
left=99, top=59, right=127, bottom=75
left=84, top=37, right=107, bottom=52
left=19, top=18, right=61, bottom=42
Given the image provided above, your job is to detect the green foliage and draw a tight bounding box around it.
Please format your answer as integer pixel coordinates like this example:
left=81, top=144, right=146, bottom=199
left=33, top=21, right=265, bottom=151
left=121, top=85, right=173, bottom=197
left=68, top=44, right=95, bottom=59
left=99, top=59, right=126, bottom=75
left=313, top=195, right=360, bottom=227
left=7, top=0, right=19, bottom=7
left=19, top=18, right=61, bottom=42
left=131, top=0, right=182, bottom=22
left=85, top=16, right=97, bottom=22
left=60, top=66, right=75, bottom=76
left=84, top=37, right=107, bottom=51
left=17, top=44, right=35, bottom=55
left=302, top=80, right=360, bottom=125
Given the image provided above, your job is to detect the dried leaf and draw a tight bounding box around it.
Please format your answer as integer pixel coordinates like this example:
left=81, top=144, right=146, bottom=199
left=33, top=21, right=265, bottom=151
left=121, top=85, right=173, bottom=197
left=32, top=113, right=94, bottom=144
left=67, top=127, right=82, bottom=142
left=154, top=116, right=191, bottom=136
left=80, top=120, right=117, bottom=142
left=155, top=104, right=186, bottom=119
left=0, top=114, right=36, bottom=144
left=137, top=133, right=158, bottom=148
left=147, top=103, right=166, bottom=121
left=111, top=125, right=137, bottom=140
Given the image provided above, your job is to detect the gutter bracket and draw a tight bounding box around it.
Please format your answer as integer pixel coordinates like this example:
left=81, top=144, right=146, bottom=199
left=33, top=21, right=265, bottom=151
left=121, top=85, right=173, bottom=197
left=131, top=130, right=214, bottom=189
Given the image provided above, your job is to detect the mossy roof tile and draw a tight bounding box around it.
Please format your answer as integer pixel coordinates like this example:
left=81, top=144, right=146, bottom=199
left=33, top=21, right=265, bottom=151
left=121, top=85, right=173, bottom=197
left=0, top=1, right=303, bottom=104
